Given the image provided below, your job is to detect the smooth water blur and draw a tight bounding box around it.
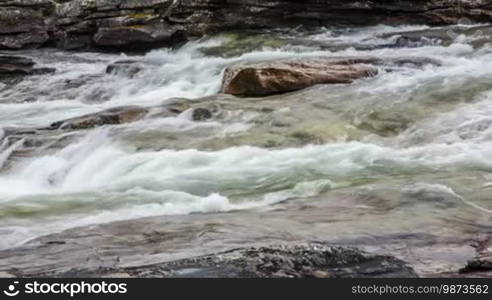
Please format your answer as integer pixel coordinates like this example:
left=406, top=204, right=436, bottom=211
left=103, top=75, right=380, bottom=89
left=0, top=24, right=491, bottom=249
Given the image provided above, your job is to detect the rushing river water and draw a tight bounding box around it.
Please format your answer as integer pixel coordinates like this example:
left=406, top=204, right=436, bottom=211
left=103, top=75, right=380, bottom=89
left=0, top=24, right=491, bottom=268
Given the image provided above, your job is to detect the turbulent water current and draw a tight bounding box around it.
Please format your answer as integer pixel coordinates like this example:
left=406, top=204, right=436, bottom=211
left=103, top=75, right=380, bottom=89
left=0, top=25, right=491, bottom=271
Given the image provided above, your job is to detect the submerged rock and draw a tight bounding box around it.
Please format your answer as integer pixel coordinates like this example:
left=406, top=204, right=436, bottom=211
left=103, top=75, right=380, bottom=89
left=354, top=111, right=413, bottom=137
left=10, top=242, right=416, bottom=278
left=192, top=108, right=213, bottom=121
left=2, top=0, right=492, bottom=50
left=46, top=101, right=200, bottom=131
left=221, top=58, right=378, bottom=97
left=93, top=22, right=180, bottom=49
left=0, top=55, right=57, bottom=78
left=384, top=25, right=492, bottom=49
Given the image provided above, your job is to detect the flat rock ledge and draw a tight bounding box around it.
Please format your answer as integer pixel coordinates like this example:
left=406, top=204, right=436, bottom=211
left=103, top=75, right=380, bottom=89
left=31, top=243, right=418, bottom=278
left=460, top=238, right=492, bottom=277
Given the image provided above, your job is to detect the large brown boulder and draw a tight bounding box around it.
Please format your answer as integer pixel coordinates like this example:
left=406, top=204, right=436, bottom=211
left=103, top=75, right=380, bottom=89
left=221, top=58, right=378, bottom=97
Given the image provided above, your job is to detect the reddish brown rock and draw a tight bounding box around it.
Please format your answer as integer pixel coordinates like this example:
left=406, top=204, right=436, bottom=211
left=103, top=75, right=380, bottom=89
left=221, top=58, right=378, bottom=97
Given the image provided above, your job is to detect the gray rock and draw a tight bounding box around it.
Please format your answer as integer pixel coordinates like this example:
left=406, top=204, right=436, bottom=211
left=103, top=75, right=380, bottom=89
left=125, top=243, right=418, bottom=278
left=49, top=106, right=149, bottom=130
left=93, top=22, right=179, bottom=49
left=461, top=237, right=492, bottom=276
left=106, top=60, right=143, bottom=78
left=220, top=56, right=442, bottom=97
left=221, top=57, right=379, bottom=97
left=169, top=0, right=492, bottom=36
left=192, top=108, right=213, bottom=121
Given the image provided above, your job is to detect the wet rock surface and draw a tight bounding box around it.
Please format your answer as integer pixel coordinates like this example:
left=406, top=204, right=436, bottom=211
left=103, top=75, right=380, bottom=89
left=125, top=243, right=417, bottom=278
left=105, top=60, right=143, bottom=78
left=461, top=237, right=492, bottom=276
left=0, top=55, right=35, bottom=75
left=0, top=0, right=54, bottom=49
left=49, top=106, right=150, bottom=130
left=221, top=58, right=378, bottom=97
left=0, top=19, right=491, bottom=280
left=0, top=55, right=56, bottom=83
left=0, top=195, right=486, bottom=278
left=221, top=56, right=443, bottom=97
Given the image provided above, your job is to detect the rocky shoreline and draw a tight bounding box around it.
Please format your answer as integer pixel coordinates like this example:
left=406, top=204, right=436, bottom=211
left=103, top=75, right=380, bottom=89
left=2, top=0, right=492, bottom=51
left=0, top=1, right=491, bottom=279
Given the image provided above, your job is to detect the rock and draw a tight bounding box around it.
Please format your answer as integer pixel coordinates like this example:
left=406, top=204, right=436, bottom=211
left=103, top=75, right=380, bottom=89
left=0, top=55, right=35, bottom=75
left=125, top=243, right=418, bottom=278
left=169, top=0, right=492, bottom=36
left=354, top=111, right=413, bottom=137
left=221, top=58, right=378, bottom=97
left=0, top=56, right=56, bottom=84
left=55, top=0, right=179, bottom=50
left=387, top=57, right=442, bottom=68
left=384, top=25, right=492, bottom=49
left=0, top=0, right=54, bottom=49
left=460, top=237, right=492, bottom=275
left=106, top=60, right=142, bottom=78
left=0, top=31, right=50, bottom=50
left=192, top=108, right=213, bottom=121
left=29, top=67, right=56, bottom=76
left=2, top=1, right=492, bottom=50
left=46, top=101, right=200, bottom=131
left=93, top=22, right=180, bottom=49
left=49, top=106, right=149, bottom=130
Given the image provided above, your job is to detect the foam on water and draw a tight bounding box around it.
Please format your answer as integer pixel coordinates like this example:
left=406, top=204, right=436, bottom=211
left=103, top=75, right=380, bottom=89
left=307, top=24, right=431, bottom=45
left=1, top=24, right=491, bottom=127
left=0, top=128, right=490, bottom=248
left=0, top=24, right=492, bottom=248
left=1, top=127, right=491, bottom=200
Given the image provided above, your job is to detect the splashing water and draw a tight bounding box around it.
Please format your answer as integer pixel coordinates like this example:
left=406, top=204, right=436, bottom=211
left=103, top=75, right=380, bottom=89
left=0, top=24, right=491, bottom=249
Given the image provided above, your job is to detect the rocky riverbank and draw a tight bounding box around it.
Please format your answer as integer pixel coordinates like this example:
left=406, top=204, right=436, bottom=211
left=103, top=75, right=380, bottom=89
left=0, top=9, right=491, bottom=278
left=2, top=0, right=492, bottom=50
